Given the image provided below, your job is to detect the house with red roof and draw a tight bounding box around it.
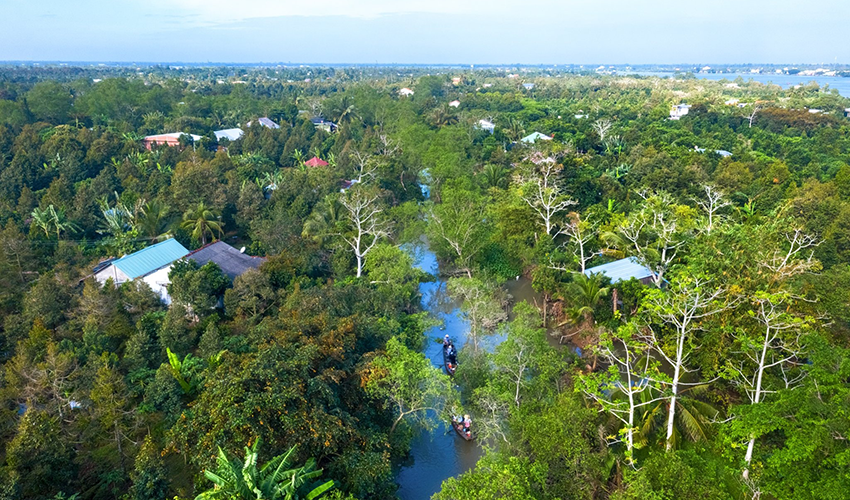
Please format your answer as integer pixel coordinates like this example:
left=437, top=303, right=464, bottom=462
left=305, top=156, right=329, bottom=167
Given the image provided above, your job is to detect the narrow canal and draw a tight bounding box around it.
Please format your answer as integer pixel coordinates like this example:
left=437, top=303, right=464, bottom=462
left=395, top=244, right=482, bottom=500
left=395, top=243, right=546, bottom=500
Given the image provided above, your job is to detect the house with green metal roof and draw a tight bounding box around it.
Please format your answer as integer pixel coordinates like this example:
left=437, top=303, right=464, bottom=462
left=584, top=257, right=654, bottom=285
left=521, top=131, right=553, bottom=144
left=94, top=238, right=189, bottom=304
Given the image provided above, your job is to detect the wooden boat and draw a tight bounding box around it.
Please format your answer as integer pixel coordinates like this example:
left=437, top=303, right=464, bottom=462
left=451, top=418, right=473, bottom=441
left=443, top=344, right=457, bottom=376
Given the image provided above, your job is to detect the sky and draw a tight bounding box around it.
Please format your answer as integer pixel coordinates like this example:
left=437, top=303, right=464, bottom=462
left=2, top=0, right=849, bottom=64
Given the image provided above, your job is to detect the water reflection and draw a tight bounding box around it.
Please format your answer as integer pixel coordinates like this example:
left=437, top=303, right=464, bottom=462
left=396, top=243, right=483, bottom=500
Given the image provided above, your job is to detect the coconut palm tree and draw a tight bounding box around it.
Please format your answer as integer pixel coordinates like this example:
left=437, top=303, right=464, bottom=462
left=430, top=105, right=459, bottom=128
left=564, top=272, right=609, bottom=329
left=302, top=195, right=343, bottom=246
left=181, top=202, right=223, bottom=246
left=633, top=384, right=720, bottom=451
left=137, top=199, right=173, bottom=242
left=480, top=163, right=510, bottom=190
left=504, top=117, right=525, bottom=142
left=195, top=438, right=335, bottom=500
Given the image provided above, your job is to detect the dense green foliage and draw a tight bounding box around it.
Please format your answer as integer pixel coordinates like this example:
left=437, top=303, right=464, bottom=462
left=0, top=65, right=848, bottom=500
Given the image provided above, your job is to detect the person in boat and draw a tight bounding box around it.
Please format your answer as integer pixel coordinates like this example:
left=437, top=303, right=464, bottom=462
left=446, top=344, right=457, bottom=365
left=463, top=414, right=471, bottom=436
left=443, top=334, right=451, bottom=347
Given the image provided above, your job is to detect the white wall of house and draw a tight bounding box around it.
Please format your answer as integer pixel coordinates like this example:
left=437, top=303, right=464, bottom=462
left=95, top=265, right=131, bottom=286
left=142, top=265, right=175, bottom=305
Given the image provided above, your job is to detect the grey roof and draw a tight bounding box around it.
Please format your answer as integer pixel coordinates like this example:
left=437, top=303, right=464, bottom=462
left=584, top=257, right=653, bottom=283
left=257, top=117, right=280, bottom=129
left=186, top=241, right=265, bottom=280
left=214, top=128, right=244, bottom=141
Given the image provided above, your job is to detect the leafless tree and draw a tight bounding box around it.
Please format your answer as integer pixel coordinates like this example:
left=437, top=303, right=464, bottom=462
left=349, top=150, right=377, bottom=184
left=584, top=330, right=667, bottom=464
left=695, top=184, right=731, bottom=234
left=611, top=191, right=691, bottom=288
left=747, top=103, right=763, bottom=128
left=339, top=188, right=391, bottom=278
left=518, top=162, right=576, bottom=237
left=593, top=118, right=613, bottom=142
left=735, top=293, right=807, bottom=479
left=643, top=276, right=736, bottom=451
left=551, top=212, right=599, bottom=273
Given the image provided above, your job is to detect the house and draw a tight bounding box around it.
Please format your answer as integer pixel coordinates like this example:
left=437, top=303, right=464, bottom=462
left=476, top=119, right=496, bottom=134
left=449, top=100, right=460, bottom=108
left=724, top=98, right=740, bottom=106
left=214, top=128, right=244, bottom=142
left=94, top=238, right=190, bottom=304
left=844, top=108, right=850, bottom=118
left=399, top=87, right=414, bottom=96
left=452, top=77, right=462, bottom=85
left=185, top=241, right=265, bottom=280
left=310, top=117, right=337, bottom=133
left=523, top=83, right=535, bottom=90
left=584, top=257, right=654, bottom=286
left=305, top=156, right=329, bottom=167
left=248, top=117, right=280, bottom=129
left=143, top=132, right=203, bottom=150
left=521, top=132, right=553, bottom=144
left=694, top=146, right=732, bottom=158
left=669, top=104, right=691, bottom=120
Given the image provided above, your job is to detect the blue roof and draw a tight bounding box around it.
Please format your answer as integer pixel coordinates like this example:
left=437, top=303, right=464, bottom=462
left=112, top=238, right=189, bottom=279
left=521, top=131, right=552, bottom=143
left=584, top=257, right=653, bottom=283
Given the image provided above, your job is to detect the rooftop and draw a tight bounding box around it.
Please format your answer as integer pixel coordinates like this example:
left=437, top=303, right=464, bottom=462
left=111, top=238, right=189, bottom=279
left=214, top=128, right=244, bottom=141
left=584, top=257, right=653, bottom=283
left=144, top=132, right=203, bottom=142
left=187, top=241, right=265, bottom=280
left=305, top=156, right=329, bottom=167
left=521, top=131, right=553, bottom=143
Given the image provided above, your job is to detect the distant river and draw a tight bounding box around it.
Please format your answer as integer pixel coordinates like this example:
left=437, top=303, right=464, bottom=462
left=632, top=71, right=850, bottom=96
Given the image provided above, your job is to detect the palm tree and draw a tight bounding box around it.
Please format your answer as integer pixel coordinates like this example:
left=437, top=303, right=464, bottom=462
left=480, top=163, right=510, bottom=190
left=181, top=202, right=223, bottom=246
left=195, top=438, right=335, bottom=500
left=564, top=272, right=609, bottom=329
left=430, top=106, right=459, bottom=128
left=302, top=195, right=343, bottom=246
left=137, top=200, right=173, bottom=242
left=633, top=384, right=719, bottom=451
left=504, top=117, right=525, bottom=142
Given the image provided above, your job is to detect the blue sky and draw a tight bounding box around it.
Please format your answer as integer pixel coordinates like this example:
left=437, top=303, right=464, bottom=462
left=2, top=0, right=848, bottom=63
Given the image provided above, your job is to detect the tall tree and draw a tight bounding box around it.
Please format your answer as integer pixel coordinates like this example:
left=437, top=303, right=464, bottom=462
left=181, top=202, right=223, bottom=246
left=338, top=187, right=390, bottom=278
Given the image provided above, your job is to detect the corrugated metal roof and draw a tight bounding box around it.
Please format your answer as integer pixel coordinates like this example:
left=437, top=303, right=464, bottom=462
left=112, top=238, right=189, bottom=279
left=187, top=241, right=265, bottom=280
left=521, top=132, right=553, bottom=143
left=584, top=257, right=653, bottom=283
left=214, top=128, right=244, bottom=141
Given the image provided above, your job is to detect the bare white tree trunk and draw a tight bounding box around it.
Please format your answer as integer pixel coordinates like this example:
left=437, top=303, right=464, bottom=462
left=695, top=184, right=731, bottom=234
left=643, top=277, right=733, bottom=452
left=519, top=161, right=575, bottom=238
left=339, top=188, right=390, bottom=278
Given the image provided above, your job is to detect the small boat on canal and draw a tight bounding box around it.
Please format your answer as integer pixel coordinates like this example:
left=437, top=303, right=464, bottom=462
left=443, top=343, right=457, bottom=376
left=451, top=416, right=473, bottom=441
